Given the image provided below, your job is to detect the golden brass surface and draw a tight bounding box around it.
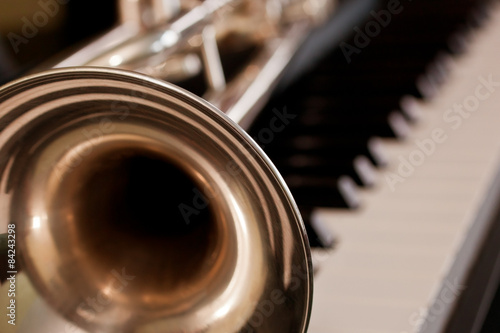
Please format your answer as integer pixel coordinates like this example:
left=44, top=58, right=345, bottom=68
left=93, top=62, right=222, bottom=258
left=0, top=0, right=338, bottom=331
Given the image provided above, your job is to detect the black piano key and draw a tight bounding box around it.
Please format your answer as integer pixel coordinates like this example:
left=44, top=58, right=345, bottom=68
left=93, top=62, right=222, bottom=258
left=304, top=73, right=427, bottom=99
left=426, top=51, right=454, bottom=86
left=301, top=95, right=402, bottom=110
left=447, top=27, right=474, bottom=55
left=301, top=208, right=337, bottom=249
left=285, top=175, right=360, bottom=209
left=274, top=154, right=376, bottom=187
left=467, top=1, right=492, bottom=28
left=399, top=95, right=423, bottom=122
left=286, top=111, right=409, bottom=139
left=266, top=135, right=387, bottom=167
left=301, top=94, right=419, bottom=122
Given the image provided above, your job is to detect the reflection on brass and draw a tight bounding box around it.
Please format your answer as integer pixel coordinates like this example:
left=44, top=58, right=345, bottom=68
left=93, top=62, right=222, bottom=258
left=0, top=0, right=337, bottom=332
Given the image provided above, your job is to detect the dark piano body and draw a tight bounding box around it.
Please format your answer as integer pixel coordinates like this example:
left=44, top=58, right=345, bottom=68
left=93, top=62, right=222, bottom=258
left=1, top=0, right=499, bottom=332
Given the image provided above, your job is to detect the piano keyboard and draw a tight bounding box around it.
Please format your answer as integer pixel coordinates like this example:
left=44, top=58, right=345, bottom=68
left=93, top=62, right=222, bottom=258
left=309, top=7, right=500, bottom=329
left=249, top=0, right=500, bottom=331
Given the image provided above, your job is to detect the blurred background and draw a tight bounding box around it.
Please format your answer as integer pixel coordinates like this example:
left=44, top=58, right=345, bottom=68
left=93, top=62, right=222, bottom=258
left=0, top=0, right=115, bottom=83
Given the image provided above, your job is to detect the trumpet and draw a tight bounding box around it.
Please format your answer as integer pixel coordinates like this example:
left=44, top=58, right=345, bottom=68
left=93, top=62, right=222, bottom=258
left=0, top=0, right=336, bottom=332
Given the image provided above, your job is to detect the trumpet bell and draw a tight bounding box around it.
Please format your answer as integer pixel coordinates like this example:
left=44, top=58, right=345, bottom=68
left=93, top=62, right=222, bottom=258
left=0, top=67, right=312, bottom=332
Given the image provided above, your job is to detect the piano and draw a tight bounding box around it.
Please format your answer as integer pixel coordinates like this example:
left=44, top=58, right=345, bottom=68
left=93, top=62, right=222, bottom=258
left=1, top=0, right=500, bottom=332
left=248, top=0, right=500, bottom=332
